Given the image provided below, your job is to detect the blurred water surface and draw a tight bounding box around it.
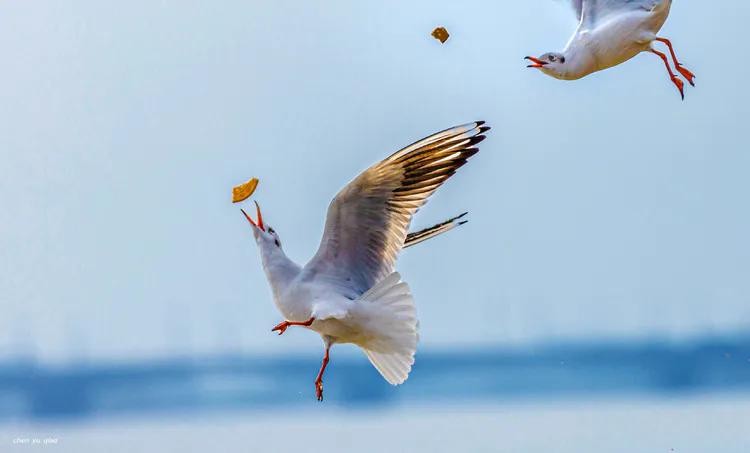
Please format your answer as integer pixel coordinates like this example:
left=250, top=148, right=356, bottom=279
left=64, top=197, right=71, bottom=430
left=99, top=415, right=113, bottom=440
left=3, top=396, right=750, bottom=453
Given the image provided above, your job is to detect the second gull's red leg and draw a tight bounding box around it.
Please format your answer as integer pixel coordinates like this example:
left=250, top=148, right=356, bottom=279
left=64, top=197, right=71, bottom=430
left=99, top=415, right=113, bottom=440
left=655, top=37, right=695, bottom=86
left=651, top=49, right=685, bottom=100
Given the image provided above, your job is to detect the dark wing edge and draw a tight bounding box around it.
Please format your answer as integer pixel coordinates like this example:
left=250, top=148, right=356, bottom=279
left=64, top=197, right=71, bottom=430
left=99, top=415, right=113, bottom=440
left=403, top=212, right=468, bottom=249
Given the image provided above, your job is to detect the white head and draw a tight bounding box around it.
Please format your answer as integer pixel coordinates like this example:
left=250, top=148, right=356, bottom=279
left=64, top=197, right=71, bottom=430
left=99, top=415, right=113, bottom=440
left=241, top=201, right=299, bottom=299
left=241, top=201, right=283, bottom=256
left=525, top=53, right=571, bottom=80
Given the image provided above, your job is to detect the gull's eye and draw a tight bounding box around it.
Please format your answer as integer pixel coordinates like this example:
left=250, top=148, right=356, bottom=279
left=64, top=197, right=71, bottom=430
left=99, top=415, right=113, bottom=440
left=548, top=55, right=556, bottom=62
left=268, top=227, right=275, bottom=234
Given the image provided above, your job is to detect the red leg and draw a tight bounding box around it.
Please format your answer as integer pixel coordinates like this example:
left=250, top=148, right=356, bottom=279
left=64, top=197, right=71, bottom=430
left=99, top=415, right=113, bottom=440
left=655, top=37, right=695, bottom=86
left=650, top=49, right=685, bottom=100
left=271, top=317, right=314, bottom=335
left=315, top=344, right=330, bottom=401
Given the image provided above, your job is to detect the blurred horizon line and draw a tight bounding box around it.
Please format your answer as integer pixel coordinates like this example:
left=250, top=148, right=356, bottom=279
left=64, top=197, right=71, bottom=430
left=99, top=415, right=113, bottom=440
left=2, top=331, right=749, bottom=422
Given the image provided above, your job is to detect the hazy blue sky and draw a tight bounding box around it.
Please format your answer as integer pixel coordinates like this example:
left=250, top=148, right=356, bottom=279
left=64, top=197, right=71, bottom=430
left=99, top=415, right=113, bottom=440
left=1, top=0, right=748, bottom=363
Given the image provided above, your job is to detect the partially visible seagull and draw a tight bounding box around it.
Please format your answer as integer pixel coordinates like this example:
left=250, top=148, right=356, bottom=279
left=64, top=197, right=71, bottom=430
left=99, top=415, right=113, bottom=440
left=241, top=122, right=489, bottom=401
left=525, top=0, right=695, bottom=99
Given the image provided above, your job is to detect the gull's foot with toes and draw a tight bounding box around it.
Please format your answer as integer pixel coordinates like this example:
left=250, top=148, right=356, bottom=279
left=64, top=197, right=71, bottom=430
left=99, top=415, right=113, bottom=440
left=671, top=76, right=685, bottom=100
left=271, top=321, right=290, bottom=335
left=676, top=64, right=696, bottom=87
left=271, top=317, right=315, bottom=336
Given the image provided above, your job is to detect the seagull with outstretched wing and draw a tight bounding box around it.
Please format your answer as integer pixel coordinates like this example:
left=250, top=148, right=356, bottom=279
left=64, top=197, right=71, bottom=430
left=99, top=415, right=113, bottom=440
left=241, top=122, right=489, bottom=400
left=525, top=0, right=695, bottom=99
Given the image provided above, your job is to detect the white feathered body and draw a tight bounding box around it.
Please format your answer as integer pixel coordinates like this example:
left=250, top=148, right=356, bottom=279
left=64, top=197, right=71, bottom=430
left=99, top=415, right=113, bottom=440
left=267, top=255, right=414, bottom=352
left=558, top=0, right=672, bottom=79
left=262, top=252, right=419, bottom=384
left=258, top=249, right=358, bottom=341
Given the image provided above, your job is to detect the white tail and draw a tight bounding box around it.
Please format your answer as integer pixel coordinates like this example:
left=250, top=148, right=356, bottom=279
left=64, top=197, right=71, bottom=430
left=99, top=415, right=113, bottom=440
left=358, top=272, right=419, bottom=385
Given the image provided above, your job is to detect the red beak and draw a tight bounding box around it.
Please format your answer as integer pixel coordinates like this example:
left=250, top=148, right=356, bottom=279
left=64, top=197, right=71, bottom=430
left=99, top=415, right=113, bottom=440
left=241, top=201, right=265, bottom=232
left=525, top=56, right=548, bottom=68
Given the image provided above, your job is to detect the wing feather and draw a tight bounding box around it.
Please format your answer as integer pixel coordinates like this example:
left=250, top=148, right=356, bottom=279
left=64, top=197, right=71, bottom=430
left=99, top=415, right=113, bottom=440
left=302, top=122, right=488, bottom=297
left=570, top=0, right=665, bottom=27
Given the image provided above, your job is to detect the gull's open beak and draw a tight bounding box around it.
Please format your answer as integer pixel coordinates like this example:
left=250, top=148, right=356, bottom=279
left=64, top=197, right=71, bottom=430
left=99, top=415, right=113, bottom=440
left=525, top=56, right=548, bottom=68
left=241, top=200, right=265, bottom=232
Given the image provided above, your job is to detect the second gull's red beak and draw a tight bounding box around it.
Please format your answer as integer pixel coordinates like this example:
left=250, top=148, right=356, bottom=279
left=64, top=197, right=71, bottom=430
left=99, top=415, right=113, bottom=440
left=525, top=56, right=548, bottom=68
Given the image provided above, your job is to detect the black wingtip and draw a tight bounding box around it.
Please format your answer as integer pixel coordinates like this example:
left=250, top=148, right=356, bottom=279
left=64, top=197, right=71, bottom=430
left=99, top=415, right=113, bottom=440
left=475, top=121, right=491, bottom=134
left=471, top=135, right=487, bottom=146
left=462, top=147, right=480, bottom=159
left=449, top=212, right=469, bottom=223
left=458, top=220, right=468, bottom=226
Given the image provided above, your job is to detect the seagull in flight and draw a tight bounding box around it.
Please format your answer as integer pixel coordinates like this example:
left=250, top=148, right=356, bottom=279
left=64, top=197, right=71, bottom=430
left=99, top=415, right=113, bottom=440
left=241, top=122, right=489, bottom=400
left=525, top=0, right=695, bottom=99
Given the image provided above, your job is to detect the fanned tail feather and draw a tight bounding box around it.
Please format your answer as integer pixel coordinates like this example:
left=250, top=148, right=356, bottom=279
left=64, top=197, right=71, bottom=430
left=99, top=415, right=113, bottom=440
left=358, top=272, right=418, bottom=385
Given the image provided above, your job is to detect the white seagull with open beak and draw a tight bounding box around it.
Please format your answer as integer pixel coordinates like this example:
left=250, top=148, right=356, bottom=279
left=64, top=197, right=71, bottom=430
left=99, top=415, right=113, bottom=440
left=241, top=121, right=489, bottom=400
left=525, top=0, right=695, bottom=99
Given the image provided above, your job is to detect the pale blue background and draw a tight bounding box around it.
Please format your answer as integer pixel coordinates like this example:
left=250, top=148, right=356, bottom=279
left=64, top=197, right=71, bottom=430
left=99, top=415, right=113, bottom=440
left=1, top=0, right=748, bottom=365
left=2, top=2, right=750, bottom=452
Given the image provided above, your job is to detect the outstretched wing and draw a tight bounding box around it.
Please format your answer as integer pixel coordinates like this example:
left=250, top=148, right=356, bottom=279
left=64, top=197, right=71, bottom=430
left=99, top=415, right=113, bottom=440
left=570, top=0, right=665, bottom=27
left=303, top=122, right=489, bottom=298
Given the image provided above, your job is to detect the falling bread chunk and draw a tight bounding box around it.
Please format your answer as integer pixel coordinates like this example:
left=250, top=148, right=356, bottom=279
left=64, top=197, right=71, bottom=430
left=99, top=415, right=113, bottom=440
left=232, top=177, right=259, bottom=203
left=431, top=27, right=449, bottom=44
